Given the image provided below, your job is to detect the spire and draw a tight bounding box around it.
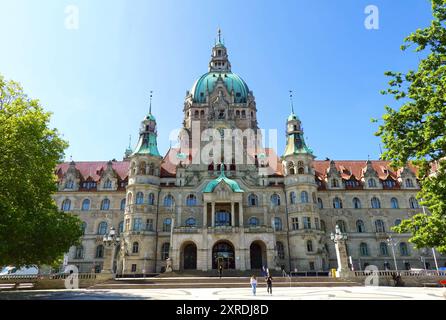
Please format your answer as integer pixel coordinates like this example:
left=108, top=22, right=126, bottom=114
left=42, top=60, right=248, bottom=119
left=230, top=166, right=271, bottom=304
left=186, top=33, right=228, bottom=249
left=149, top=90, right=153, bottom=115
left=289, top=90, right=295, bottom=114
left=209, top=29, right=231, bottom=72
left=217, top=27, right=222, bottom=44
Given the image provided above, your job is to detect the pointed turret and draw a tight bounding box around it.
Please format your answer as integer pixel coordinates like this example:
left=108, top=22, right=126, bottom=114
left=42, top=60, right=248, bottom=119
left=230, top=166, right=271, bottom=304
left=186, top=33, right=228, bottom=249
left=209, top=28, right=231, bottom=72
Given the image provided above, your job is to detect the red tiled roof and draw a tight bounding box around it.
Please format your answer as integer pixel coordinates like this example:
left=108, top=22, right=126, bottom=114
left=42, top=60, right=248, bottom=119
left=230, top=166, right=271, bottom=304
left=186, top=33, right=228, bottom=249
left=56, top=161, right=130, bottom=181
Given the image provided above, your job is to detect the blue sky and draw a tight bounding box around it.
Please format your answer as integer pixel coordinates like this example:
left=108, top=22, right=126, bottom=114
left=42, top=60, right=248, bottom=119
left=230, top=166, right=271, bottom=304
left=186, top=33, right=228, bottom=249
left=0, top=0, right=433, bottom=162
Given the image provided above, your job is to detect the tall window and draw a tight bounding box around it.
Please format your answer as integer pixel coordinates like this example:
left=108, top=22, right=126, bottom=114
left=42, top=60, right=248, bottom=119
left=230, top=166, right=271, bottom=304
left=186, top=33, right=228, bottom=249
left=290, top=192, right=297, bottom=205
left=120, top=198, right=126, bottom=210
left=98, top=222, right=107, bottom=235
left=136, top=192, right=144, bottom=205
left=96, top=245, right=104, bottom=258
left=274, top=217, right=283, bottom=231
left=248, top=217, right=259, bottom=227
left=271, top=194, right=280, bottom=206
left=118, top=221, right=124, bottom=234
left=288, top=162, right=295, bottom=175
left=353, top=197, right=361, bottom=209
left=146, top=219, right=154, bottom=231
left=380, top=242, right=389, bottom=256
left=405, top=179, right=414, bottom=188
left=375, top=219, right=385, bottom=233
left=185, top=217, right=196, bottom=227
left=368, top=179, right=377, bottom=188
left=391, top=198, right=399, bottom=209
left=104, top=179, right=112, bottom=189
left=133, top=218, right=142, bottom=231
left=333, top=197, right=343, bottom=209
left=320, top=220, right=326, bottom=232
left=148, top=193, right=155, bottom=205
left=164, top=195, right=174, bottom=207
left=315, top=218, right=320, bottom=230
left=300, top=191, right=309, bottom=203
left=62, top=199, right=71, bottom=211
left=399, top=242, right=409, bottom=256
left=81, top=199, right=90, bottom=211
left=248, top=194, right=258, bottom=206
left=132, top=242, right=139, bottom=254
left=371, top=197, right=381, bottom=209
left=163, top=218, right=172, bottom=232
left=276, top=242, right=285, bottom=259
left=161, top=243, right=170, bottom=260
left=331, top=179, right=339, bottom=188
left=292, top=217, right=299, bottom=230
left=303, top=217, right=311, bottom=229
left=65, top=179, right=74, bottom=189
left=336, top=220, right=347, bottom=233
left=306, top=240, right=313, bottom=252
left=75, top=246, right=84, bottom=259
left=101, top=199, right=110, bottom=211
left=317, top=198, right=323, bottom=209
left=186, top=194, right=197, bottom=206
left=359, top=243, right=369, bottom=256
left=409, top=197, right=419, bottom=209
left=356, top=220, right=365, bottom=233
left=81, top=222, right=87, bottom=235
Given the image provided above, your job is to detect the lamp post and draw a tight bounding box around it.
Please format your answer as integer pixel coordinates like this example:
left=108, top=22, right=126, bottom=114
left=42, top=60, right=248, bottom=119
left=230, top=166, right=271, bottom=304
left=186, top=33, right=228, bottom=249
left=102, top=227, right=120, bottom=274
left=330, top=225, right=350, bottom=277
left=387, top=235, right=398, bottom=271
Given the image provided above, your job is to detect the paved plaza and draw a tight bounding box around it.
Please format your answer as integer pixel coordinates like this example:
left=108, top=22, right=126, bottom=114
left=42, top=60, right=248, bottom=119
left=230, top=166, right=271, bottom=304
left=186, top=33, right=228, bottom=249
left=0, top=286, right=445, bottom=300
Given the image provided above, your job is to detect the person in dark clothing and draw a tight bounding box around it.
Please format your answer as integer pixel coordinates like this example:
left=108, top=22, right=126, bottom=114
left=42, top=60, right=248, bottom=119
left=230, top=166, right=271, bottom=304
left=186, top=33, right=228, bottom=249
left=266, top=275, right=273, bottom=295
left=219, top=265, right=223, bottom=279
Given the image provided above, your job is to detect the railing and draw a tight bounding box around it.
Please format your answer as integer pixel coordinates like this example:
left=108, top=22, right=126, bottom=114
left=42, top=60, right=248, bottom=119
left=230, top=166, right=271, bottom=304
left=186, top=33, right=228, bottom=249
left=244, top=226, right=274, bottom=233
left=0, top=273, right=97, bottom=281
left=173, top=227, right=201, bottom=233
left=353, top=270, right=446, bottom=277
left=289, top=271, right=330, bottom=277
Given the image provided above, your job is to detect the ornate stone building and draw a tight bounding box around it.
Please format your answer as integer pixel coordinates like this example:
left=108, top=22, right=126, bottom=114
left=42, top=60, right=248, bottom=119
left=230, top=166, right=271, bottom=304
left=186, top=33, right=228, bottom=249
left=54, top=32, right=445, bottom=274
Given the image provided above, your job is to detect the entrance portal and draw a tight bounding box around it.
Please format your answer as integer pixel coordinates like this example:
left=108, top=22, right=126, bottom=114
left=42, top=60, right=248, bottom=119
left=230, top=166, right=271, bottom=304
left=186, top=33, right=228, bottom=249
left=183, top=243, right=197, bottom=270
left=212, top=241, right=235, bottom=269
left=250, top=242, right=263, bottom=269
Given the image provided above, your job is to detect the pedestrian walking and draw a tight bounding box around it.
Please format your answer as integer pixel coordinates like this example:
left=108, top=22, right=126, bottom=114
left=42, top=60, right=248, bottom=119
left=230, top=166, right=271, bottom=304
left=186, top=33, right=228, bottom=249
left=266, top=275, right=273, bottom=295
left=219, top=265, right=223, bottom=279
left=281, top=264, right=287, bottom=277
left=250, top=275, right=257, bottom=296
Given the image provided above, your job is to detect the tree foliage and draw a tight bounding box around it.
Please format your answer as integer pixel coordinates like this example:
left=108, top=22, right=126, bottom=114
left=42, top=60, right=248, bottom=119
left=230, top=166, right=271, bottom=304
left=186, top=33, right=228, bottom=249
left=376, top=0, right=446, bottom=253
left=0, top=75, right=82, bottom=267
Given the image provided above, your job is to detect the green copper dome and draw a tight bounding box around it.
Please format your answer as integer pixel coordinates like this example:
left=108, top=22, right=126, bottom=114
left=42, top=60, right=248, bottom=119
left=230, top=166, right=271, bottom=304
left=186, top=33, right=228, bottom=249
left=288, top=112, right=299, bottom=121
left=191, top=72, right=249, bottom=103
left=203, top=166, right=244, bottom=193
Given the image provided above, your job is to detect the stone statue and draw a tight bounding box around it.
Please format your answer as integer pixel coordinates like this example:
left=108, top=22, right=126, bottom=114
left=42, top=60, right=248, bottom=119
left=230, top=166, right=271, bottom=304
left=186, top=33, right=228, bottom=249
left=166, top=258, right=173, bottom=272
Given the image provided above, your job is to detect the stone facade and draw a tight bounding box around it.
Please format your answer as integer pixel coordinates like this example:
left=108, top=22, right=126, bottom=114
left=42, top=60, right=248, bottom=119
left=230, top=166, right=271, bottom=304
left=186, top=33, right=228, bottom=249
left=54, top=33, right=446, bottom=274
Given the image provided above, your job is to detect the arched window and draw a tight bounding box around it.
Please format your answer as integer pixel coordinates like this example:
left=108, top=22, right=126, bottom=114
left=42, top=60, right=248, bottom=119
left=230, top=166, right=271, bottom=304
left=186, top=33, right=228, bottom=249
left=248, top=194, right=258, bottom=206
left=139, top=162, right=146, bottom=175
left=405, top=179, right=414, bottom=188
left=371, top=197, right=381, bottom=209
left=148, top=193, right=155, bottom=205
left=276, top=241, right=285, bottom=259
left=375, top=219, right=386, bottom=233
left=120, top=199, right=126, bottom=211
left=248, top=217, right=260, bottom=227
left=290, top=192, right=297, bottom=205
left=300, top=191, right=309, bottom=203
left=75, top=246, right=84, bottom=259
left=185, top=217, right=196, bottom=227
left=148, top=163, right=155, bottom=175
left=274, top=217, right=283, bottom=231
left=320, top=220, right=326, bottom=232
left=98, top=222, right=108, bottom=235
left=356, top=220, right=365, bottom=233
left=132, top=242, right=139, bottom=254
left=164, top=195, right=174, bottom=207
left=136, top=192, right=144, bottom=205
left=96, top=245, right=104, bottom=258
left=399, top=242, right=409, bottom=256
left=163, top=218, right=172, bottom=232
left=118, top=221, right=124, bottom=234
left=409, top=197, right=419, bottom=209
left=312, top=192, right=317, bottom=203
left=101, top=198, right=110, bottom=211
left=104, top=179, right=112, bottom=189
left=394, top=219, right=402, bottom=226
left=81, top=199, right=90, bottom=211
left=161, top=243, right=170, bottom=260
left=288, top=162, right=295, bottom=175
left=331, top=179, right=339, bottom=188
left=351, top=197, right=361, bottom=209
left=271, top=194, right=280, bottom=206
left=380, top=242, right=389, bottom=256
left=62, top=199, right=71, bottom=211
left=359, top=243, right=369, bottom=256
left=298, top=167, right=305, bottom=174
left=391, top=197, right=399, bottom=209
left=127, top=192, right=133, bottom=205
left=368, top=179, right=377, bottom=188
left=336, top=220, right=347, bottom=233
left=317, top=198, right=323, bottom=209
left=306, top=240, right=313, bottom=252
left=333, top=197, right=343, bottom=209
left=81, top=222, right=87, bottom=235
left=186, top=194, right=197, bottom=206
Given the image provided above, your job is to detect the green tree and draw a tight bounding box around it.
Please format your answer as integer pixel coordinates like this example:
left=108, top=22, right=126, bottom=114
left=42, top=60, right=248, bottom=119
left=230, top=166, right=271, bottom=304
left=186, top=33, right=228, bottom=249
left=0, top=75, right=82, bottom=267
left=376, top=0, right=446, bottom=253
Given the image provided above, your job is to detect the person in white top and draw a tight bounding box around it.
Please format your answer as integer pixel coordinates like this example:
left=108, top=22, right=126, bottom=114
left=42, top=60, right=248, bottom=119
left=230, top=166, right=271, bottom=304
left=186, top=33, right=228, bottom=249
left=250, top=275, right=257, bottom=296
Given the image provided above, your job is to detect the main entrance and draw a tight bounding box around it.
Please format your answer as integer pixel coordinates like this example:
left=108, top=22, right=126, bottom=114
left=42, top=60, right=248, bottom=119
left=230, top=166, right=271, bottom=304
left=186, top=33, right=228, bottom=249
left=212, top=241, right=235, bottom=269
left=183, top=243, right=197, bottom=270
left=250, top=243, right=263, bottom=269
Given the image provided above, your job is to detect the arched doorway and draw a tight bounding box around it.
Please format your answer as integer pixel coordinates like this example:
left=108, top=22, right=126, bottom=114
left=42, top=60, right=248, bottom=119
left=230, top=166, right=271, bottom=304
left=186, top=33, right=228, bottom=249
left=250, top=241, right=266, bottom=269
left=182, top=243, right=197, bottom=270
left=212, top=241, right=235, bottom=269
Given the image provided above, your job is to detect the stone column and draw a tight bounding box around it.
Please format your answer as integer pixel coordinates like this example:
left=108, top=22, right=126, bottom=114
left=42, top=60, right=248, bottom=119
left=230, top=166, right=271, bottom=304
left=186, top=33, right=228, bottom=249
left=239, top=202, right=244, bottom=227
left=203, top=202, right=208, bottom=228
left=231, top=202, right=235, bottom=227
left=211, top=202, right=215, bottom=227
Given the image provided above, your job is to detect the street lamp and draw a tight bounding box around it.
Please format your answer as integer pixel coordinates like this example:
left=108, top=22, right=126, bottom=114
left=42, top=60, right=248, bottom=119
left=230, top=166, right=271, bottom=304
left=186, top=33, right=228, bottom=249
left=387, top=235, right=398, bottom=271
left=102, top=227, right=121, bottom=274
